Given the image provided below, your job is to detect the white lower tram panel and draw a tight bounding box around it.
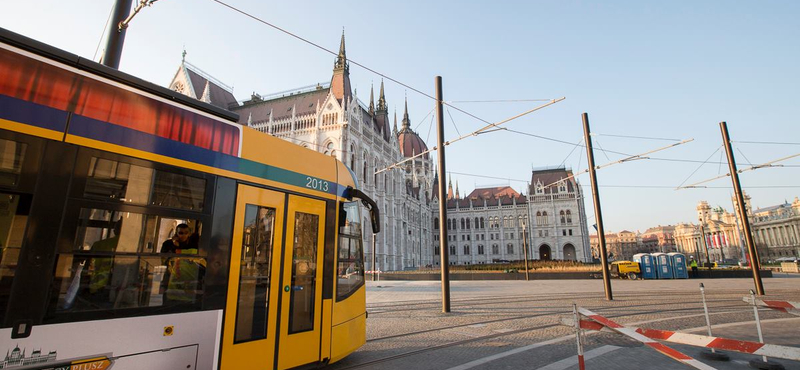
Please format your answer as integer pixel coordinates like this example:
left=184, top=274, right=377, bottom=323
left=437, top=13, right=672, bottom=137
left=0, top=310, right=223, bottom=370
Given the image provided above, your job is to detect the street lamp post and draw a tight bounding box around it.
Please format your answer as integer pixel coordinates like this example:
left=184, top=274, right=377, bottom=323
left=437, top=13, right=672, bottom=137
left=698, top=216, right=712, bottom=270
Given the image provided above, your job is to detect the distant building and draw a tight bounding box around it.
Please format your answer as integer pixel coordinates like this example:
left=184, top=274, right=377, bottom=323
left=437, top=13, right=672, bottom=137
left=749, top=197, right=800, bottom=261
left=674, top=196, right=800, bottom=264
left=432, top=167, right=591, bottom=265
left=640, top=225, right=677, bottom=254
left=590, top=230, right=641, bottom=261
left=674, top=201, right=742, bottom=263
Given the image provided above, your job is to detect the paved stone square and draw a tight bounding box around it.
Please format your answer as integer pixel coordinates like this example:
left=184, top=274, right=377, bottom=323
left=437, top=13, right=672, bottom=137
left=329, top=275, right=800, bottom=370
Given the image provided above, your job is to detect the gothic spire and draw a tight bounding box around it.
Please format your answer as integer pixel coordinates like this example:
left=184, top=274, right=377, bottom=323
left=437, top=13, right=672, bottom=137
left=334, top=30, right=347, bottom=72
left=377, top=80, right=387, bottom=112
left=447, top=175, right=454, bottom=200
left=401, top=96, right=410, bottom=129
left=330, top=30, right=352, bottom=102
left=393, top=109, right=398, bottom=133
left=368, top=84, right=375, bottom=115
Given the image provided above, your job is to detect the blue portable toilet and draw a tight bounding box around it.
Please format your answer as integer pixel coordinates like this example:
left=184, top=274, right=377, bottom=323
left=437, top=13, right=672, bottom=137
left=633, top=253, right=657, bottom=279
left=669, top=252, right=688, bottom=279
left=652, top=253, right=674, bottom=279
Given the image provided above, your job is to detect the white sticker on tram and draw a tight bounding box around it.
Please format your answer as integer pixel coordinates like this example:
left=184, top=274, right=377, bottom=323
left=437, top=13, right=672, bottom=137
left=0, top=310, right=223, bottom=370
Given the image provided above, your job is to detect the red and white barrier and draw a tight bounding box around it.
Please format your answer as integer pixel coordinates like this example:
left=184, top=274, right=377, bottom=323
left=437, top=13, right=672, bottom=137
left=562, top=311, right=800, bottom=362
left=576, top=307, right=718, bottom=370
left=743, top=297, right=800, bottom=317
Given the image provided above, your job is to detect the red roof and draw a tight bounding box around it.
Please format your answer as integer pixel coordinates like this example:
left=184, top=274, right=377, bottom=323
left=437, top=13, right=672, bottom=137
left=398, top=127, right=429, bottom=159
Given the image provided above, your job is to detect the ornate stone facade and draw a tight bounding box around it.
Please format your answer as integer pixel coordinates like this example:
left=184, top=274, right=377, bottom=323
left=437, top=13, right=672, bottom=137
left=169, top=34, right=435, bottom=271
left=432, top=167, right=592, bottom=265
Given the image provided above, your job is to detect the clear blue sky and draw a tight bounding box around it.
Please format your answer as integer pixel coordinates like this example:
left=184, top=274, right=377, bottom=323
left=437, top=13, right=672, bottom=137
left=3, top=1, right=798, bottom=232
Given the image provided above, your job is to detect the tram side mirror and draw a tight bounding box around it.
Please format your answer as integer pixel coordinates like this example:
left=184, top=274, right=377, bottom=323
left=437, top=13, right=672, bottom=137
left=338, top=203, right=347, bottom=228
left=346, top=187, right=381, bottom=234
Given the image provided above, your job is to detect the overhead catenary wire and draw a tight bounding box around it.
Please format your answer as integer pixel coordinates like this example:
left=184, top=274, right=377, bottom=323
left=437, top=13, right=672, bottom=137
left=210, top=0, right=504, bottom=129
left=413, top=106, right=436, bottom=132
left=678, top=152, right=800, bottom=189
left=558, top=138, right=583, bottom=168
left=446, top=99, right=553, bottom=103
left=446, top=171, right=800, bottom=189
left=445, top=108, right=462, bottom=137
left=676, top=146, right=721, bottom=189
left=733, top=140, right=800, bottom=146
left=375, top=97, right=566, bottom=175
left=539, top=138, right=695, bottom=190
left=93, top=5, right=115, bottom=61
left=590, top=133, right=682, bottom=142
left=501, top=128, right=800, bottom=168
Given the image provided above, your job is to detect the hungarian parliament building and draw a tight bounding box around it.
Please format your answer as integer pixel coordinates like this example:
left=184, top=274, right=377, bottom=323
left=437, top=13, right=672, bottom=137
left=167, top=34, right=591, bottom=270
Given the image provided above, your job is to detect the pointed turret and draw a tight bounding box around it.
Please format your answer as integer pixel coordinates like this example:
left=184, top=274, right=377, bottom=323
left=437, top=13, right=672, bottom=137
left=447, top=175, right=454, bottom=200
left=369, top=84, right=375, bottom=116
left=393, top=109, right=398, bottom=134
left=401, top=96, right=411, bottom=129
left=455, top=181, right=460, bottom=199
left=330, top=30, right=352, bottom=103
left=377, top=80, right=387, bottom=112
left=334, top=30, right=347, bottom=71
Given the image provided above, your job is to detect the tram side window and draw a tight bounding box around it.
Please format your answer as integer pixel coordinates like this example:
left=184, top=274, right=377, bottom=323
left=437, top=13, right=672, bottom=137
left=0, top=139, right=27, bottom=187
left=0, top=193, right=32, bottom=323
left=85, top=157, right=205, bottom=211
left=53, top=208, right=205, bottom=312
left=235, top=205, right=275, bottom=343
left=336, top=202, right=364, bottom=300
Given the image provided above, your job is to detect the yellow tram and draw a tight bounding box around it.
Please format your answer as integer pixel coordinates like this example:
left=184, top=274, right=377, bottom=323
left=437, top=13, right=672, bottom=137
left=0, top=27, right=376, bottom=369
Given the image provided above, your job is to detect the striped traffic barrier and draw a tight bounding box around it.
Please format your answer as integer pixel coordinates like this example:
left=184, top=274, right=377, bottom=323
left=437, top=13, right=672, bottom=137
left=575, top=307, right=718, bottom=370
left=561, top=311, right=800, bottom=362
left=743, top=297, right=800, bottom=317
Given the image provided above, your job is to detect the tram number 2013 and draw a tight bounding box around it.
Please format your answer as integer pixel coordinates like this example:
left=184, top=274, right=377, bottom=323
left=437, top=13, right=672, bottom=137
left=306, top=177, right=329, bottom=192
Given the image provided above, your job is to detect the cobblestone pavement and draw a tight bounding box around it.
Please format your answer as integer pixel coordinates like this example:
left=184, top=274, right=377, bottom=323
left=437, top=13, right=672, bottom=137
left=328, top=275, right=800, bottom=370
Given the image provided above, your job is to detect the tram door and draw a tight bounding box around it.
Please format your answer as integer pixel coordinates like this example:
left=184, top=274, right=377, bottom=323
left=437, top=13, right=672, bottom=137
left=221, top=186, right=326, bottom=370
left=277, top=194, right=326, bottom=369
left=221, top=185, right=285, bottom=370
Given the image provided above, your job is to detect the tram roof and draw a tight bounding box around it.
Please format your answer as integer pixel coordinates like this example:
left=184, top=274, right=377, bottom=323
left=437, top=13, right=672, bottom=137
left=0, top=27, right=239, bottom=123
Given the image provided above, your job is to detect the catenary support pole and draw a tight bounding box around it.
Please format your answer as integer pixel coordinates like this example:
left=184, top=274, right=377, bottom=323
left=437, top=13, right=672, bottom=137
left=436, top=76, right=451, bottom=313
left=699, top=223, right=712, bottom=270
left=720, top=122, right=764, bottom=295
left=101, top=0, right=133, bottom=69
left=583, top=113, right=612, bottom=300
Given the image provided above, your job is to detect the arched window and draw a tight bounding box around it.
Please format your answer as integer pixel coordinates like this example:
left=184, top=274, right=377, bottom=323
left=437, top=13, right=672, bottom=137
left=461, top=218, right=466, bottom=229
left=447, top=219, right=451, bottom=230
left=452, top=218, right=458, bottom=230
left=542, top=211, right=548, bottom=225
left=350, top=145, right=355, bottom=169
left=463, top=245, right=470, bottom=255
left=566, top=210, right=572, bottom=224
left=492, top=244, right=499, bottom=254
left=434, top=217, right=439, bottom=230
left=507, top=243, right=514, bottom=254
left=480, top=217, right=485, bottom=229
left=560, top=210, right=566, bottom=225
left=478, top=245, right=485, bottom=255
left=450, top=245, right=456, bottom=255
left=324, top=141, right=334, bottom=156
left=362, top=155, right=368, bottom=184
